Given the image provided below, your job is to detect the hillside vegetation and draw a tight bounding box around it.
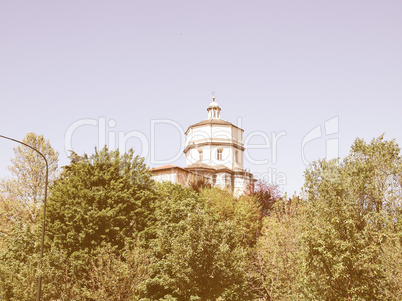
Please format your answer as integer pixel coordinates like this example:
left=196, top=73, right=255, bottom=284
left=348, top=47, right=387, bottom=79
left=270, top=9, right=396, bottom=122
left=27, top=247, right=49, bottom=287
left=0, top=134, right=401, bottom=300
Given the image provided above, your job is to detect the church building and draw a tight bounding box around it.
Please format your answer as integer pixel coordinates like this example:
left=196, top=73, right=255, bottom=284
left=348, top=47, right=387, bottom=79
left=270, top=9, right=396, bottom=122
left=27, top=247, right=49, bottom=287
left=151, top=96, right=255, bottom=195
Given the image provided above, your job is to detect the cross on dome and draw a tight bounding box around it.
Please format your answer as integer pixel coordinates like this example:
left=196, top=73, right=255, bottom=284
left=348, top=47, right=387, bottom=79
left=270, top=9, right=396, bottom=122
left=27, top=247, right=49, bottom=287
left=211, top=91, right=217, bottom=103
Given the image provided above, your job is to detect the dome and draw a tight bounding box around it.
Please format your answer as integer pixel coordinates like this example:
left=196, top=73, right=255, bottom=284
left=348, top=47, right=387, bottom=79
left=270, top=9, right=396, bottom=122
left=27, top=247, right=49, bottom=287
left=209, top=100, right=219, bottom=108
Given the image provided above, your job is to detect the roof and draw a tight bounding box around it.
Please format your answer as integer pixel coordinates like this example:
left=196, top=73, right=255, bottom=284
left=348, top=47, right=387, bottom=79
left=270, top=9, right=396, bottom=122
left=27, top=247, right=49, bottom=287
left=185, top=162, right=216, bottom=170
left=208, top=100, right=219, bottom=108
left=185, top=119, right=243, bottom=134
left=152, top=163, right=255, bottom=181
left=185, top=163, right=239, bottom=173
left=151, top=164, right=182, bottom=171
left=213, top=164, right=233, bottom=171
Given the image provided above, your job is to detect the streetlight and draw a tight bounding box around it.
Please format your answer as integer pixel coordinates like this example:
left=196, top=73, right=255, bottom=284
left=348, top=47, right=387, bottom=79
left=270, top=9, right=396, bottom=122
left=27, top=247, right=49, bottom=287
left=0, top=134, right=48, bottom=301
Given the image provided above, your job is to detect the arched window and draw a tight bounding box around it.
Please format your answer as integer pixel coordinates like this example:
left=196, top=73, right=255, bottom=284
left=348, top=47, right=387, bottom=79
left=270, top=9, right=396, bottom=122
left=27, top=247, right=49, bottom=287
left=217, top=149, right=223, bottom=161
left=198, top=149, right=203, bottom=161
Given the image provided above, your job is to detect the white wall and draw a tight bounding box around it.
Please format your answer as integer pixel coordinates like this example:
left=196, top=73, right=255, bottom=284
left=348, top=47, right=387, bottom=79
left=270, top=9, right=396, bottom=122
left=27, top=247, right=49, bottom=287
left=185, top=124, right=245, bottom=170
left=186, top=145, right=210, bottom=166
left=233, top=174, right=252, bottom=195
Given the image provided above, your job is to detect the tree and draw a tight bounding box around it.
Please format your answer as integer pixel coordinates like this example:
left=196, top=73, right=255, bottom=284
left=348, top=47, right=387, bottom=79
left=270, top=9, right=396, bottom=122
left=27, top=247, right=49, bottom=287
left=189, top=177, right=212, bottom=194
left=0, top=222, right=38, bottom=301
left=145, top=183, right=253, bottom=300
left=301, top=135, right=402, bottom=300
left=44, top=146, right=157, bottom=293
left=82, top=242, right=152, bottom=301
left=199, top=187, right=261, bottom=247
left=0, top=132, right=58, bottom=229
left=249, top=195, right=305, bottom=301
left=246, top=180, right=281, bottom=217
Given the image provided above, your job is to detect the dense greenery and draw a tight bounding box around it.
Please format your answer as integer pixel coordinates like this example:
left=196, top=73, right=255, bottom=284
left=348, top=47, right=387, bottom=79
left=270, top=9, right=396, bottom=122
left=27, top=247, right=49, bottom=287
left=0, top=134, right=401, bottom=300
left=145, top=183, right=253, bottom=300
left=301, top=135, right=402, bottom=300
left=45, top=147, right=157, bottom=258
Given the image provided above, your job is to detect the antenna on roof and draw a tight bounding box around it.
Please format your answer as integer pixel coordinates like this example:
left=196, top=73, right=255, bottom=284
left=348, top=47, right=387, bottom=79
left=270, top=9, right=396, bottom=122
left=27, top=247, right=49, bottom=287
left=211, top=91, right=216, bottom=101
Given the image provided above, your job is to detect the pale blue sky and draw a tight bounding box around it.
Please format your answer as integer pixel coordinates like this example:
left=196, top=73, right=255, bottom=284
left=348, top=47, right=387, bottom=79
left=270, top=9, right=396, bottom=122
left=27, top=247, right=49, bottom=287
left=1, top=0, right=401, bottom=194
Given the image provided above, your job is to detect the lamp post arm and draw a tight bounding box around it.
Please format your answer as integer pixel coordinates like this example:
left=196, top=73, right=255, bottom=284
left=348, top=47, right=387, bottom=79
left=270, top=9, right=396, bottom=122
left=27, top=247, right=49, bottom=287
left=0, top=134, right=49, bottom=301
left=0, top=135, right=48, bottom=167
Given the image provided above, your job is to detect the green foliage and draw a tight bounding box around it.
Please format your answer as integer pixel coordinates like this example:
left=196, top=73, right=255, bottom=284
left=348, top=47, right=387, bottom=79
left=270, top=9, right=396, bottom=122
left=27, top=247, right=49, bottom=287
left=82, top=242, right=152, bottom=301
left=46, top=147, right=157, bottom=259
left=200, top=187, right=261, bottom=247
left=250, top=195, right=305, bottom=300
left=301, top=135, right=402, bottom=300
left=145, top=183, right=253, bottom=300
left=40, top=245, right=82, bottom=300
left=0, top=133, right=58, bottom=300
left=37, top=241, right=152, bottom=301
left=1, top=134, right=401, bottom=300
left=0, top=223, right=38, bottom=301
left=200, top=187, right=236, bottom=219
left=0, top=132, right=59, bottom=230
left=42, top=147, right=157, bottom=300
